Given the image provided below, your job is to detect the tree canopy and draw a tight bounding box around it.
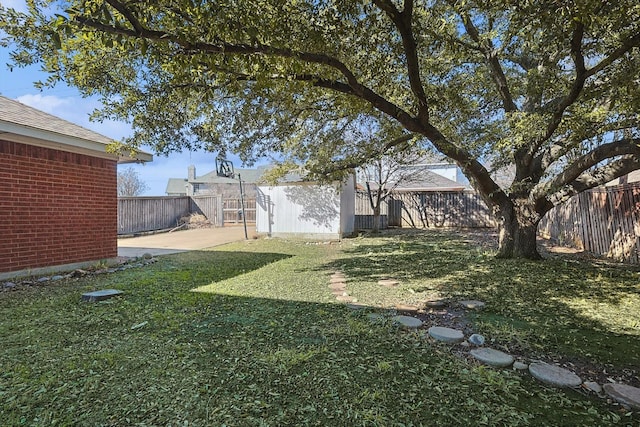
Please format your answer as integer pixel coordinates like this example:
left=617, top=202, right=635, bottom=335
left=1, top=0, right=639, bottom=258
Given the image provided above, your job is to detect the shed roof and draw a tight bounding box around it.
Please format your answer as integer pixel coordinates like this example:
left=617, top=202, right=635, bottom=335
left=0, top=96, right=152, bottom=163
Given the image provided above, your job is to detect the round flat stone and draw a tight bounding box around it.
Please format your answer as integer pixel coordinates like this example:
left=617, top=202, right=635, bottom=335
left=428, top=326, right=464, bottom=343
left=528, top=362, right=582, bottom=387
left=459, top=300, right=485, bottom=309
left=378, top=279, right=399, bottom=287
left=470, top=348, right=515, bottom=368
left=603, top=383, right=640, bottom=409
left=330, top=276, right=347, bottom=284
left=329, top=283, right=346, bottom=291
left=392, top=315, right=423, bottom=329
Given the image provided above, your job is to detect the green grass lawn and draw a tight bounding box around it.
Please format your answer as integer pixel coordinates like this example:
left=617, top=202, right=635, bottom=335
left=0, top=232, right=638, bottom=426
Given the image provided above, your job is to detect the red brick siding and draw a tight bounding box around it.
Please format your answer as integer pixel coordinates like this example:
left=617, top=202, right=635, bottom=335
left=0, top=140, right=117, bottom=273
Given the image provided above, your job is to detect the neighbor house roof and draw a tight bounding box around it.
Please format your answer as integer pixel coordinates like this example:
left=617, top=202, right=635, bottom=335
left=0, top=96, right=152, bottom=163
left=365, top=169, right=467, bottom=192
left=165, top=178, right=188, bottom=194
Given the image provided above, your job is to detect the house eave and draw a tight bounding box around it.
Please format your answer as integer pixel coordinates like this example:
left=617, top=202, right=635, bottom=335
left=0, top=121, right=152, bottom=163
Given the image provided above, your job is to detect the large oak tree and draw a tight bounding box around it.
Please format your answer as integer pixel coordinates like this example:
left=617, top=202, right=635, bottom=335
left=2, top=0, right=639, bottom=258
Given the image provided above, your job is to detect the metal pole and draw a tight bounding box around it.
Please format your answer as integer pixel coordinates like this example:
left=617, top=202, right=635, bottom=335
left=238, top=173, right=248, bottom=240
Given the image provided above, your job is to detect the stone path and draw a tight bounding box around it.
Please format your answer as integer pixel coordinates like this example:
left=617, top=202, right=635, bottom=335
left=327, top=270, right=640, bottom=412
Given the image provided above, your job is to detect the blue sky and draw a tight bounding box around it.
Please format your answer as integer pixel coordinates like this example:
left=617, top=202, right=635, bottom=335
left=0, top=0, right=258, bottom=195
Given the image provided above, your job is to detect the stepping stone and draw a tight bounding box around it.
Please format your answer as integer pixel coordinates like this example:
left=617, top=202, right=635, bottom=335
left=459, top=300, right=485, bottom=309
left=331, top=290, right=347, bottom=297
left=395, top=304, right=419, bottom=312
left=82, top=289, right=123, bottom=302
left=378, top=279, right=399, bottom=287
left=603, top=383, right=640, bottom=409
left=336, top=295, right=356, bottom=302
left=528, top=362, right=582, bottom=388
left=392, top=315, right=423, bottom=329
left=425, top=299, right=447, bottom=308
left=330, top=277, right=347, bottom=284
left=470, top=348, right=515, bottom=368
left=428, top=326, right=464, bottom=344
left=329, top=283, right=346, bottom=291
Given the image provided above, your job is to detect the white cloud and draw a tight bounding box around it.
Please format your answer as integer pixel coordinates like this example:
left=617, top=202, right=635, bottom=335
left=16, top=93, right=73, bottom=113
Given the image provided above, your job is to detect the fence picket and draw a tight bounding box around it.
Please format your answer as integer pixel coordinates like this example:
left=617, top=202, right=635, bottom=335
left=539, top=183, right=640, bottom=263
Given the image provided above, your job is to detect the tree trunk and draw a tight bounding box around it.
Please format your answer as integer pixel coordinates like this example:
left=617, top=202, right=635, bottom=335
left=495, top=201, right=543, bottom=260
left=372, top=205, right=381, bottom=234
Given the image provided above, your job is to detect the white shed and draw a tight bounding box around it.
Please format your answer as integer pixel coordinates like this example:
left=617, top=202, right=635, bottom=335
left=256, top=174, right=355, bottom=239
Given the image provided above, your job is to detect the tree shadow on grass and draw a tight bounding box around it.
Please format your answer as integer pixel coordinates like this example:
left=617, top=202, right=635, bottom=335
left=325, top=229, right=640, bottom=369
left=0, top=246, right=636, bottom=425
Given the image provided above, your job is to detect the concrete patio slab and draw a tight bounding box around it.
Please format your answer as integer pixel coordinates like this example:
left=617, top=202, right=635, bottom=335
left=117, top=226, right=255, bottom=258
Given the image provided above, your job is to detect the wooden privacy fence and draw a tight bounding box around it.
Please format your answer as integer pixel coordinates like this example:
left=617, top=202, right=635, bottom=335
left=355, top=190, right=495, bottom=229
left=118, top=196, right=257, bottom=235
left=118, top=197, right=191, bottom=235
left=539, top=182, right=640, bottom=263
left=223, top=198, right=257, bottom=224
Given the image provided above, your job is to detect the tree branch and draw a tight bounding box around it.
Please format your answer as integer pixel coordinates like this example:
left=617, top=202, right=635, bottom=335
left=460, top=13, right=517, bottom=113
left=533, top=138, right=640, bottom=199
left=586, top=31, right=640, bottom=77
left=537, top=22, right=586, bottom=145
left=372, top=0, right=429, bottom=122
left=548, top=155, right=640, bottom=204
left=73, top=9, right=426, bottom=134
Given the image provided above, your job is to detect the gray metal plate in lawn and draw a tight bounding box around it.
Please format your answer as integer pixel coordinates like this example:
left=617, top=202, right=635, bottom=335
left=82, top=289, right=123, bottom=302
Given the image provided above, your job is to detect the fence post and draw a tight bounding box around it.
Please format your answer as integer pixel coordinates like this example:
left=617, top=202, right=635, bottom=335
left=217, top=195, right=224, bottom=227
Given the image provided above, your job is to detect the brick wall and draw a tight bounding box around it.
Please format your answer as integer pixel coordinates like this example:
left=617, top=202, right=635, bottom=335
left=0, top=140, right=118, bottom=274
